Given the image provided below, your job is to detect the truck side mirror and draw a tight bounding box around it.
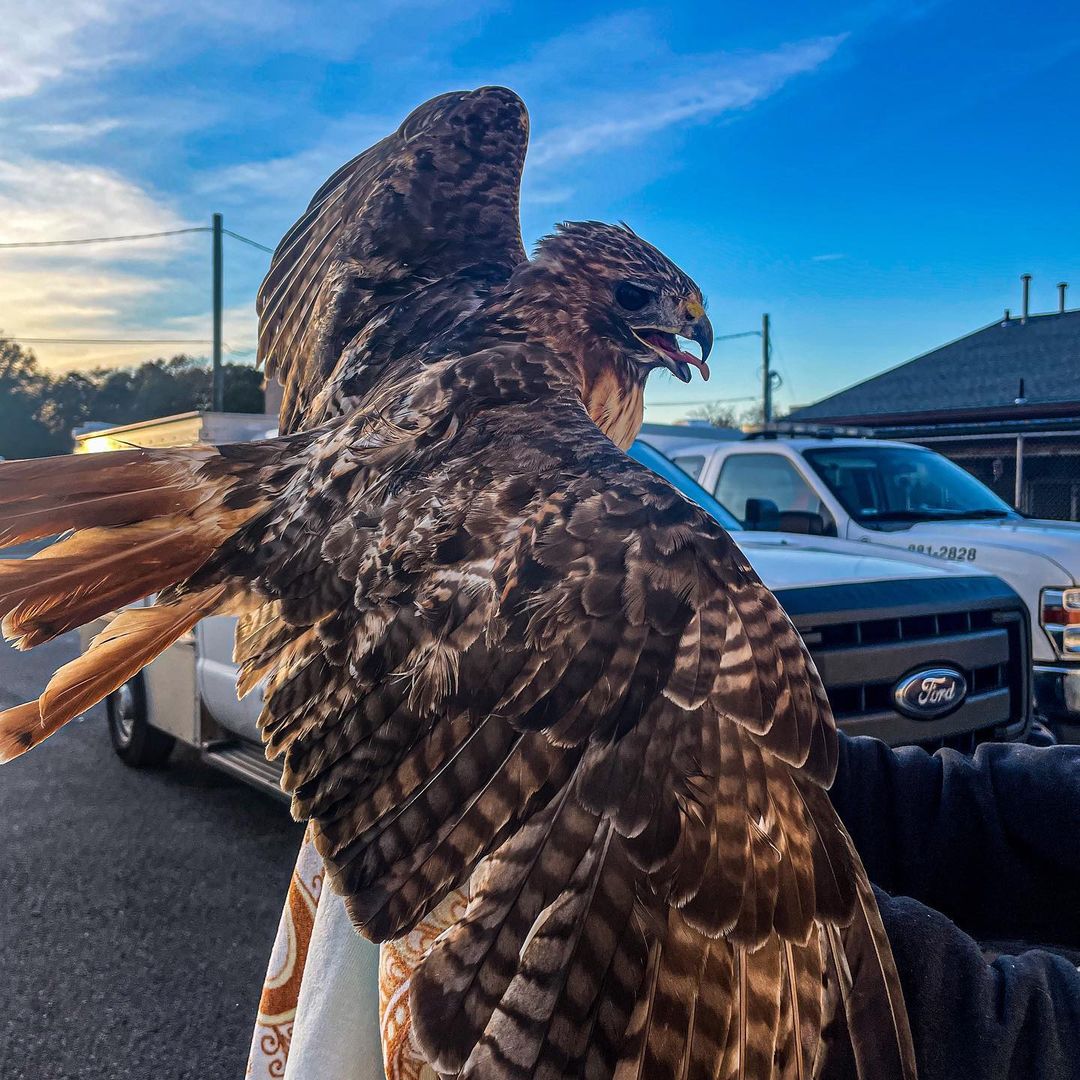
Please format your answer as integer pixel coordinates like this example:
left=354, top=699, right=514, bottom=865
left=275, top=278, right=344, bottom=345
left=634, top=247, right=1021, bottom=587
left=778, top=510, right=832, bottom=536
left=744, top=497, right=781, bottom=531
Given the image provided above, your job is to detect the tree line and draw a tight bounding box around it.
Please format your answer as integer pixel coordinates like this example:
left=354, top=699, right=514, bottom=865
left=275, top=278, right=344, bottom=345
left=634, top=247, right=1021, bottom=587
left=0, top=336, right=265, bottom=459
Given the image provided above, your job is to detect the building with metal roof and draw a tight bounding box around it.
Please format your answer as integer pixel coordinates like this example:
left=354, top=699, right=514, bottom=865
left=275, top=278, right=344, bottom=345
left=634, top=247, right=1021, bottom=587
left=790, top=278, right=1080, bottom=520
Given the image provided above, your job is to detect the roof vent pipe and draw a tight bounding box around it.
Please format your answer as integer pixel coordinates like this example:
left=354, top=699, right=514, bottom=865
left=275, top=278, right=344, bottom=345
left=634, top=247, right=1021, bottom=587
left=1002, top=308, right=1011, bottom=324
left=1021, top=274, right=1031, bottom=323
left=1058, top=281, right=1068, bottom=313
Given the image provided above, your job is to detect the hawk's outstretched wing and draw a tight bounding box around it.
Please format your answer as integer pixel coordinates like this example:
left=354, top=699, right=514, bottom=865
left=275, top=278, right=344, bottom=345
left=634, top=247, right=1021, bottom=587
left=0, top=346, right=915, bottom=1078
left=258, top=86, right=529, bottom=431
left=227, top=349, right=912, bottom=1078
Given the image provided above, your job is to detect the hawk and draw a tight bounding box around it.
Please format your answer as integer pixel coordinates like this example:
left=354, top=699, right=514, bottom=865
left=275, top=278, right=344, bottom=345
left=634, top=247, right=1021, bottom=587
left=0, top=88, right=915, bottom=1078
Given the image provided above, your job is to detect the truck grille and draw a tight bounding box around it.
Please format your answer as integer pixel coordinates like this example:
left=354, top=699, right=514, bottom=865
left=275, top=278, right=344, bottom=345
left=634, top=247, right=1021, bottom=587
left=774, top=576, right=1030, bottom=750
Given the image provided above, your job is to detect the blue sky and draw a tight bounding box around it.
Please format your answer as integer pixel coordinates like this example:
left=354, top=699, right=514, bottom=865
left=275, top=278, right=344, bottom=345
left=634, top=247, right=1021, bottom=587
left=1, top=0, right=1078, bottom=421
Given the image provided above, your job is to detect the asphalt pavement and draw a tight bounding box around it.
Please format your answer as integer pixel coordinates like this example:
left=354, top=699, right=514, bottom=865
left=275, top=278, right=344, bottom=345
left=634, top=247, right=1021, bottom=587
left=0, top=628, right=305, bottom=1079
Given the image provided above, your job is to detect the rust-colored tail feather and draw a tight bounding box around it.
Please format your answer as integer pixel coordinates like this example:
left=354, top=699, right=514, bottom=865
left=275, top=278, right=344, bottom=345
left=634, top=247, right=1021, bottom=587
left=0, top=588, right=226, bottom=763
left=0, top=442, right=287, bottom=764
left=0, top=448, right=259, bottom=651
left=0, top=447, right=215, bottom=548
left=0, top=701, right=49, bottom=763
left=0, top=525, right=220, bottom=649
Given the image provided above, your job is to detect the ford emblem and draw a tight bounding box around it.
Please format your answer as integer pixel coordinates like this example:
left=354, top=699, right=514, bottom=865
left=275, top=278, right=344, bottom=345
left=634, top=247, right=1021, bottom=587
left=893, top=667, right=967, bottom=720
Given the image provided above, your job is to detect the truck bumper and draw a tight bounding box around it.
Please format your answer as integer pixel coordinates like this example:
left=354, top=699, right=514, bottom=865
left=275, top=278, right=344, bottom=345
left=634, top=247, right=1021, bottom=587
left=1034, top=663, right=1080, bottom=742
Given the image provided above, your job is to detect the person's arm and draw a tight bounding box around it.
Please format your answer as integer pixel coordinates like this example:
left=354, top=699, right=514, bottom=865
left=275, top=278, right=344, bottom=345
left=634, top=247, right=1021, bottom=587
left=823, top=889, right=1080, bottom=1080
left=829, top=734, right=1080, bottom=945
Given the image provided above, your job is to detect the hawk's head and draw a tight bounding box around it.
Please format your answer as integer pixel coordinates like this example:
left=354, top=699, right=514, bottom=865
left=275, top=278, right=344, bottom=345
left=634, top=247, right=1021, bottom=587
left=524, top=221, right=713, bottom=386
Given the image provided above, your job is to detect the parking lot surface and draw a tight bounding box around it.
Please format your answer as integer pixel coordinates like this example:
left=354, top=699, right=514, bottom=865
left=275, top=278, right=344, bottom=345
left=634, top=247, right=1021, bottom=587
left=0, top=630, right=304, bottom=1079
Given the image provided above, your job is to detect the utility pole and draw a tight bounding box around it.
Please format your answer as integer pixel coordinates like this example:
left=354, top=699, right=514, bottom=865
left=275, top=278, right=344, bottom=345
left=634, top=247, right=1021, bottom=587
left=1014, top=434, right=1025, bottom=510
left=211, top=212, right=224, bottom=411
left=761, top=312, right=772, bottom=423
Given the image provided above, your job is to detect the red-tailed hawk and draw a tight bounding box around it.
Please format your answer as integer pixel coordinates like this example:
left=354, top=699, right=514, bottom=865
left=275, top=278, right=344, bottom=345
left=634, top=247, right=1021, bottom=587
left=0, top=88, right=915, bottom=1078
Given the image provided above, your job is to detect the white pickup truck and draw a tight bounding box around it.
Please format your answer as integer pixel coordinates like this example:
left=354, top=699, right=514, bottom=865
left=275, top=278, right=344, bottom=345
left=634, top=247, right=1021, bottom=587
left=649, top=431, right=1080, bottom=741
left=85, top=438, right=1035, bottom=796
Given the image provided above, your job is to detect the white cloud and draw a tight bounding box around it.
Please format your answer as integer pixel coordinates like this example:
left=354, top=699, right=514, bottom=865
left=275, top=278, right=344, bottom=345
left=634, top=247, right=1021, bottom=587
left=0, top=156, right=200, bottom=370
left=811, top=252, right=847, bottom=262
left=24, top=118, right=125, bottom=144
left=0, top=0, right=341, bottom=103
left=495, top=12, right=658, bottom=95
left=529, top=36, right=847, bottom=169
left=195, top=111, right=394, bottom=201
left=0, top=0, right=431, bottom=105
left=0, top=156, right=190, bottom=256
left=0, top=266, right=171, bottom=371
left=520, top=184, right=576, bottom=209
left=199, top=147, right=347, bottom=201
left=0, top=0, right=134, bottom=101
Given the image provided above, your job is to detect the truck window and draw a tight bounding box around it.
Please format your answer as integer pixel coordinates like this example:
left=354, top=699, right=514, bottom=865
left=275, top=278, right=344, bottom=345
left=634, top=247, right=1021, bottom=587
left=803, top=445, right=1016, bottom=527
left=672, top=454, right=706, bottom=481
left=716, top=454, right=835, bottom=533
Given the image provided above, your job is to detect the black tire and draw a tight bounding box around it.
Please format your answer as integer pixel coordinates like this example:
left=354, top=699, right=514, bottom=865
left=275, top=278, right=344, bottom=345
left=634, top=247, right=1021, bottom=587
left=106, top=676, right=175, bottom=767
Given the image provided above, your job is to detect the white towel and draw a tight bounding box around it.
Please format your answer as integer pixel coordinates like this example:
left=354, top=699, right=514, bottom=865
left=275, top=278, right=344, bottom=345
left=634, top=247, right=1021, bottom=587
left=246, top=830, right=464, bottom=1080
left=283, top=883, right=384, bottom=1080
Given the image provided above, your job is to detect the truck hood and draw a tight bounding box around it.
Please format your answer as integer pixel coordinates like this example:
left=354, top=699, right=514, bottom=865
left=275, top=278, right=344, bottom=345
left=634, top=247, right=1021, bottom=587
left=734, top=532, right=976, bottom=590
left=904, top=518, right=1080, bottom=584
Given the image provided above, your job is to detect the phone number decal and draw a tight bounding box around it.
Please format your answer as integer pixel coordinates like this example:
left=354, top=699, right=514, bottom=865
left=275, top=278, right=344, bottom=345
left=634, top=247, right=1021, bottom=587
left=907, top=544, right=978, bottom=561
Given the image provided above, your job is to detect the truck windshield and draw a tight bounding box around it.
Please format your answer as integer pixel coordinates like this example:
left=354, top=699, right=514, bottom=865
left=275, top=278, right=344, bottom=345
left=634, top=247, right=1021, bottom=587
left=803, top=445, right=1017, bottom=527
left=628, top=441, right=743, bottom=531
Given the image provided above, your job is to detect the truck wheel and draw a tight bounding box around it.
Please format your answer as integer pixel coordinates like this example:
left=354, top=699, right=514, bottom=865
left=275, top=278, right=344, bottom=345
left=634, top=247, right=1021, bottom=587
left=106, top=677, right=175, bottom=767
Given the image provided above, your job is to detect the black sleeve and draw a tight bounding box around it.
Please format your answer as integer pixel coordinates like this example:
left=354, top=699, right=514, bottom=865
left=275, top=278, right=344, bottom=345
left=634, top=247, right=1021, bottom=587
left=876, top=890, right=1080, bottom=1080
left=829, top=734, right=1080, bottom=946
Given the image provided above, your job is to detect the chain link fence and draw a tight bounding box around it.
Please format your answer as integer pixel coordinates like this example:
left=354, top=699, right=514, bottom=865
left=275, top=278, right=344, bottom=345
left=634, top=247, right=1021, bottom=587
left=911, top=430, right=1080, bottom=520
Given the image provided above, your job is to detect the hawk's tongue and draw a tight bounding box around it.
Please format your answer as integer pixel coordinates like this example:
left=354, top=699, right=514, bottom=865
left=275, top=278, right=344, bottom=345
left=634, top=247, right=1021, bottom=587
left=673, top=345, right=710, bottom=382
left=643, top=332, right=711, bottom=382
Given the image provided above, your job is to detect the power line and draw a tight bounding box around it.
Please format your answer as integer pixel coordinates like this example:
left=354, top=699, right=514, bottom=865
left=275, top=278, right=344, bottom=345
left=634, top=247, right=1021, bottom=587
left=10, top=337, right=224, bottom=346
left=0, top=225, right=274, bottom=254
left=223, top=229, right=274, bottom=254
left=0, top=227, right=210, bottom=249
left=715, top=330, right=762, bottom=342
left=648, top=395, right=758, bottom=407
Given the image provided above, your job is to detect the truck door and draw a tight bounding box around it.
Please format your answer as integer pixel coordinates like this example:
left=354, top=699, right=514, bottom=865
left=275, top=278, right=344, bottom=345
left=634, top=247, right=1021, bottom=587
left=714, top=453, right=838, bottom=536
left=195, top=615, right=264, bottom=743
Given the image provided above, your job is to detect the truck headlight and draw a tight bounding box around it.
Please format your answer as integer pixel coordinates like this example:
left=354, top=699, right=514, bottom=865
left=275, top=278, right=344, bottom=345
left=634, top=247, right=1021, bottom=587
left=1041, top=587, right=1080, bottom=655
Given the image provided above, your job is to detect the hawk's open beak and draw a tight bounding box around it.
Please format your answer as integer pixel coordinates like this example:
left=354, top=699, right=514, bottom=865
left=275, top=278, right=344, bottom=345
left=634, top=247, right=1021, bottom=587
left=634, top=310, right=712, bottom=384
left=687, top=314, right=713, bottom=373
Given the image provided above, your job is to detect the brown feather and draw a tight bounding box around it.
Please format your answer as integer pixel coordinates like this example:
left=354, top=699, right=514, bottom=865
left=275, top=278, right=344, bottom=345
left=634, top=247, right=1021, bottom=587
left=775, top=934, right=824, bottom=1080
left=0, top=448, right=216, bottom=546
left=257, top=86, right=530, bottom=432
left=0, top=587, right=226, bottom=762
left=409, top=791, right=598, bottom=1072
left=0, top=438, right=295, bottom=743
left=51, top=589, right=226, bottom=717
left=625, top=910, right=710, bottom=1080
left=0, top=525, right=219, bottom=648
left=0, top=700, right=52, bottom=763
left=451, top=823, right=639, bottom=1079
left=830, top=873, right=918, bottom=1080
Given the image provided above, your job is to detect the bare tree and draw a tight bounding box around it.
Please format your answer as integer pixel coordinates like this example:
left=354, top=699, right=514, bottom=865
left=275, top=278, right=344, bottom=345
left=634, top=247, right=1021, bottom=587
left=687, top=401, right=758, bottom=429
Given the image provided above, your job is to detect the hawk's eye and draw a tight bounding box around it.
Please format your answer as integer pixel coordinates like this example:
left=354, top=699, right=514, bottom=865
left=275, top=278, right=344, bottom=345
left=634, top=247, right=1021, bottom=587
left=614, top=282, right=654, bottom=312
